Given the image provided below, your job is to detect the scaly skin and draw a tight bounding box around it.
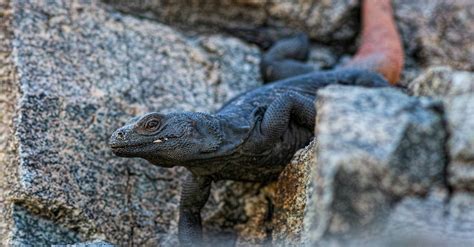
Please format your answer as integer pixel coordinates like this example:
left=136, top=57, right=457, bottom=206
left=108, top=1, right=403, bottom=246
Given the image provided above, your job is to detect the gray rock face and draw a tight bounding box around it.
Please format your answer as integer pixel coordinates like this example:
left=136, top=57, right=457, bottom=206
left=0, top=0, right=262, bottom=245
left=54, top=240, right=115, bottom=247
left=394, top=0, right=474, bottom=71
left=104, top=0, right=360, bottom=43
left=409, top=66, right=474, bottom=97
left=444, top=95, right=474, bottom=191
left=306, top=85, right=447, bottom=243
left=409, top=66, right=474, bottom=192
left=382, top=190, right=474, bottom=244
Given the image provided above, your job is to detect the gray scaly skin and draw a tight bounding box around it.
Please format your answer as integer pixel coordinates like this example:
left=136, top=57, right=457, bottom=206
left=109, top=34, right=389, bottom=246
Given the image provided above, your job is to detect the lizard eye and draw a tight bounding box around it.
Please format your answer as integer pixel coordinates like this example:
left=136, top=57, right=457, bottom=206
left=145, top=119, right=160, bottom=130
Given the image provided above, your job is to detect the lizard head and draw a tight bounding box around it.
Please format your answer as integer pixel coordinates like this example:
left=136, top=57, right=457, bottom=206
left=109, top=112, right=223, bottom=167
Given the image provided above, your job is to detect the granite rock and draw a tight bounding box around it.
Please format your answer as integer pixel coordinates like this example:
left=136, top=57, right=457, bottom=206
left=380, top=190, right=474, bottom=244
left=104, top=0, right=360, bottom=43
left=54, top=239, right=116, bottom=247
left=306, top=85, right=447, bottom=244
left=408, top=66, right=474, bottom=192
left=317, top=190, right=474, bottom=246
left=272, top=140, right=316, bottom=247
left=0, top=0, right=262, bottom=245
left=394, top=0, right=474, bottom=71
left=105, top=0, right=474, bottom=73
left=409, top=66, right=474, bottom=97
left=444, top=95, right=474, bottom=191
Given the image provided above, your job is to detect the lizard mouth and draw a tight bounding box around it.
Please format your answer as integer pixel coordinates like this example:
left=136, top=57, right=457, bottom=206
left=109, top=141, right=152, bottom=149
left=109, top=134, right=182, bottom=149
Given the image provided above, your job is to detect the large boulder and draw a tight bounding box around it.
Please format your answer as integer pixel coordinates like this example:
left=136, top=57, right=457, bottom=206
left=103, top=0, right=360, bottom=44
left=0, top=0, right=264, bottom=245
left=444, top=95, right=474, bottom=191
left=305, top=85, right=447, bottom=244
left=261, top=85, right=464, bottom=246
left=104, top=0, right=474, bottom=87
left=394, top=0, right=474, bottom=71
left=409, top=66, right=474, bottom=193
left=409, top=66, right=474, bottom=97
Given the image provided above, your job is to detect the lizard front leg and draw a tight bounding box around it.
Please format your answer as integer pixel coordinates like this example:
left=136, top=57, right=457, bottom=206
left=178, top=173, right=211, bottom=247
left=260, top=92, right=316, bottom=144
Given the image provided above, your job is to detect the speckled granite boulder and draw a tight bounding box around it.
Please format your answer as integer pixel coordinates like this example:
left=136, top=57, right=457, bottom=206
left=104, top=0, right=360, bottom=43
left=394, top=0, right=474, bottom=71
left=409, top=67, right=474, bottom=192
left=305, top=85, right=446, bottom=244
left=381, top=190, right=474, bottom=244
left=272, top=140, right=316, bottom=246
left=315, top=190, right=474, bottom=246
left=444, top=95, right=474, bottom=192
left=409, top=66, right=474, bottom=97
left=106, top=0, right=474, bottom=69
left=54, top=240, right=115, bottom=247
left=0, top=0, right=263, bottom=245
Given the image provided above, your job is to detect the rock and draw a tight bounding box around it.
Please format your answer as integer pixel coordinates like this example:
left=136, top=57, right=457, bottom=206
left=444, top=95, right=474, bottom=191
left=408, top=66, right=474, bottom=192
left=305, top=85, right=447, bottom=244
left=409, top=66, right=474, bottom=97
left=53, top=240, right=115, bottom=247
left=104, top=0, right=360, bottom=43
left=394, top=0, right=474, bottom=71
left=317, top=190, right=474, bottom=246
left=0, top=0, right=262, bottom=245
left=105, top=0, right=474, bottom=72
left=234, top=183, right=276, bottom=247
left=272, top=140, right=316, bottom=247
left=202, top=181, right=269, bottom=246
left=381, top=190, right=474, bottom=244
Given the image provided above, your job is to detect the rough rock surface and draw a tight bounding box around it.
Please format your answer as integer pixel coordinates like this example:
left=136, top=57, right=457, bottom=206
left=0, top=0, right=264, bottom=245
left=54, top=240, right=115, bottom=247
left=306, top=85, right=446, bottom=244
left=409, top=66, right=474, bottom=97
left=394, top=0, right=474, bottom=71
left=444, top=95, right=474, bottom=192
left=104, top=0, right=360, bottom=44
left=104, top=0, right=474, bottom=87
left=381, top=190, right=474, bottom=244
left=271, top=140, right=316, bottom=246
left=409, top=66, right=474, bottom=193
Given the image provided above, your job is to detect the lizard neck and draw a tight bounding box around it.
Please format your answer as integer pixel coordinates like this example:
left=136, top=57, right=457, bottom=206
left=215, top=113, right=259, bottom=155
left=183, top=113, right=255, bottom=167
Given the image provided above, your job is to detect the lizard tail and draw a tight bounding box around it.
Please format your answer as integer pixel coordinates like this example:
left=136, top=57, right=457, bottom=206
left=343, top=0, right=404, bottom=85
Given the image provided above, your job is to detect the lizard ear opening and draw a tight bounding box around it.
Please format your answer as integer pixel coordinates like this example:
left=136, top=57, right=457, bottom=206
left=197, top=116, right=223, bottom=153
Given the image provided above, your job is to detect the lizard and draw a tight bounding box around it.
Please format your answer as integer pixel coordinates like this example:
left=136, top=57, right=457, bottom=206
left=108, top=0, right=403, bottom=246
